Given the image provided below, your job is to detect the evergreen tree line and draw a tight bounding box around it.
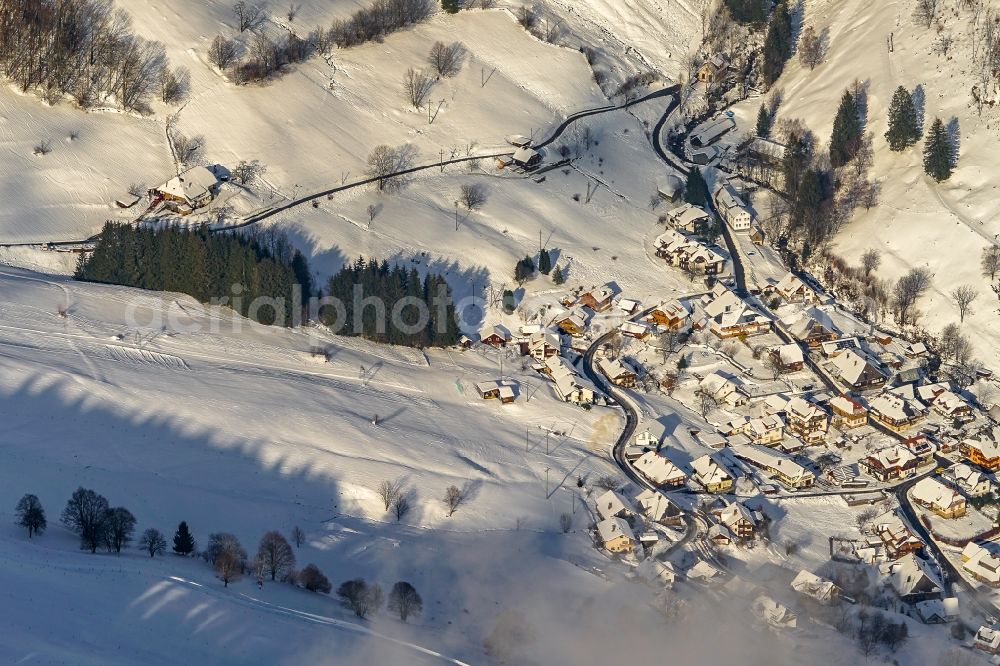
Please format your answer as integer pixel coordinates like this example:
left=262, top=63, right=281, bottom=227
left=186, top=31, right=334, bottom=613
left=724, top=0, right=769, bottom=26
left=15, top=491, right=423, bottom=620
left=0, top=0, right=176, bottom=111
left=321, top=257, right=459, bottom=347
left=76, top=223, right=311, bottom=327
left=885, top=85, right=957, bottom=182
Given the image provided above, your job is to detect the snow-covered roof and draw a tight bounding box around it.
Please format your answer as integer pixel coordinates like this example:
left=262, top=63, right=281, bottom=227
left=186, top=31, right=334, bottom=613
left=915, top=597, right=959, bottom=623
left=597, top=516, right=634, bottom=545
left=157, top=166, right=217, bottom=205
left=754, top=595, right=797, bottom=628
left=962, top=542, right=1000, bottom=584
left=964, top=435, right=1000, bottom=459
left=790, top=570, right=838, bottom=603
left=882, top=553, right=943, bottom=598
left=598, top=356, right=636, bottom=381
left=730, top=444, right=814, bottom=484
left=634, top=451, right=687, bottom=485
left=868, top=392, right=926, bottom=422
left=829, top=394, right=865, bottom=416
left=596, top=489, right=633, bottom=520
left=775, top=343, right=804, bottom=365
left=786, top=396, right=824, bottom=422
left=911, top=477, right=964, bottom=512
left=691, top=454, right=733, bottom=486
left=864, top=444, right=918, bottom=471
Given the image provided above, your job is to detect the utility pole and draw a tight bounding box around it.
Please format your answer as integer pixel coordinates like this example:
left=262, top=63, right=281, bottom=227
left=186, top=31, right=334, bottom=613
left=546, top=430, right=550, bottom=455
left=454, top=200, right=459, bottom=231
left=525, top=426, right=529, bottom=452
left=440, top=149, right=444, bottom=173
left=545, top=467, right=550, bottom=498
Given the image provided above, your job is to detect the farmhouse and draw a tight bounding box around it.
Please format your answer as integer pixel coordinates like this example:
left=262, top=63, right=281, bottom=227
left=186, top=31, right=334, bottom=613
left=771, top=343, right=804, bottom=371
left=691, top=454, right=734, bottom=492
left=784, top=397, right=828, bottom=444
left=962, top=542, right=1000, bottom=587
left=961, top=434, right=1000, bottom=471
left=829, top=394, right=867, bottom=429
left=928, top=390, right=973, bottom=421
left=712, top=500, right=762, bottom=541
left=746, top=414, right=785, bottom=445
left=868, top=392, right=926, bottom=433
left=544, top=356, right=596, bottom=405
left=882, top=553, right=943, bottom=603
left=653, top=230, right=726, bottom=275
left=700, top=287, right=770, bottom=338
left=788, top=315, right=839, bottom=348
left=914, top=597, right=960, bottom=624
left=870, top=510, right=924, bottom=560
left=690, top=116, right=735, bottom=147
left=772, top=272, right=818, bottom=303
left=634, top=451, right=687, bottom=487
left=597, top=517, right=635, bottom=554
left=860, top=445, right=919, bottom=482
left=598, top=357, right=638, bottom=388
left=635, top=488, right=682, bottom=523
left=595, top=489, right=634, bottom=520
left=699, top=370, right=748, bottom=407
left=826, top=348, right=887, bottom=390
left=696, top=54, right=729, bottom=83
left=949, top=463, right=995, bottom=497
left=753, top=596, right=797, bottom=629
left=511, top=146, right=541, bottom=169
left=555, top=311, right=587, bottom=336
left=151, top=165, right=219, bottom=212
left=713, top=181, right=753, bottom=232
left=619, top=320, right=652, bottom=340
left=731, top=444, right=815, bottom=489
left=521, top=330, right=560, bottom=360
left=910, top=477, right=966, bottom=519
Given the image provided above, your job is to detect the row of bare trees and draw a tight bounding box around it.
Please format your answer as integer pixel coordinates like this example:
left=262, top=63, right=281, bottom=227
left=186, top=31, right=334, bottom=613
left=0, top=0, right=180, bottom=111
left=377, top=478, right=470, bottom=519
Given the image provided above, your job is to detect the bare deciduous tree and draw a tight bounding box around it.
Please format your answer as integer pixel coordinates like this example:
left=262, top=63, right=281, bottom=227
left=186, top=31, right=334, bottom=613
left=594, top=475, right=621, bottom=492
left=799, top=25, right=823, bottom=69
left=215, top=549, right=243, bottom=587
left=559, top=512, right=572, bottom=533
left=892, top=267, right=933, bottom=326
left=429, top=42, right=465, bottom=77
left=388, top=581, right=423, bottom=622
left=159, top=66, right=190, bottom=104
left=951, top=284, right=979, bottom=322
left=696, top=389, right=718, bottom=418
left=366, top=144, right=416, bottom=193
left=460, top=183, right=487, bottom=211
left=15, top=494, right=46, bottom=538
left=172, top=132, right=205, bottom=165
left=393, top=493, right=410, bottom=521
left=913, top=0, right=938, bottom=27
left=516, top=5, right=537, bottom=29
left=337, top=579, right=383, bottom=618
left=443, top=485, right=465, bottom=516
left=291, top=525, right=305, bottom=548
left=232, top=159, right=266, bottom=185
left=299, top=563, right=331, bottom=593
left=376, top=478, right=403, bottom=511
left=139, top=528, right=167, bottom=557
left=234, top=1, right=266, bottom=32
left=403, top=67, right=435, bottom=108
left=209, top=35, right=239, bottom=70
left=61, top=487, right=109, bottom=553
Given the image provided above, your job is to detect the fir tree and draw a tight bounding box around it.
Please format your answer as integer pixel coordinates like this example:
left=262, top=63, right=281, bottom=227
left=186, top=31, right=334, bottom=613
left=923, top=117, right=954, bottom=182
left=724, top=0, right=768, bottom=26
left=782, top=132, right=811, bottom=196
left=684, top=167, right=710, bottom=207
left=538, top=248, right=552, bottom=274
left=552, top=264, right=565, bottom=285
left=502, top=289, right=515, bottom=313
left=441, top=0, right=460, bottom=13
left=756, top=104, right=772, bottom=138
left=173, top=521, right=195, bottom=556
left=829, top=91, right=862, bottom=168
left=885, top=86, right=921, bottom=151
left=514, top=256, right=535, bottom=284
left=761, top=2, right=793, bottom=86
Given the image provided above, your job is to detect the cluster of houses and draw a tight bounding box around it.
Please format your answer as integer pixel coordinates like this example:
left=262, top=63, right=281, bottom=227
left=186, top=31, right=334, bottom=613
left=592, top=485, right=682, bottom=556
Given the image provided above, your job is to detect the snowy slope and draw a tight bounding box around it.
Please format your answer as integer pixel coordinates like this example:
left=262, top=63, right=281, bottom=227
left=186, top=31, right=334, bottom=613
left=728, top=0, right=1000, bottom=368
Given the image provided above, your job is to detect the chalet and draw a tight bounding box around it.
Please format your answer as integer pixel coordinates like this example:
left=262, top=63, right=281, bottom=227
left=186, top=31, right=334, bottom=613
left=754, top=596, right=797, bottom=629
left=635, top=488, right=682, bottom=524
left=619, top=320, right=651, bottom=340
left=829, top=394, right=867, bottom=429
left=657, top=174, right=685, bottom=202
left=617, top=298, right=642, bottom=315
left=910, top=477, right=966, bottom=519
left=578, top=284, right=615, bottom=312
left=713, top=182, right=753, bottom=232
left=691, top=454, right=734, bottom=492
left=790, top=570, right=839, bottom=605
left=634, top=429, right=659, bottom=449
left=699, top=371, right=748, bottom=407
left=634, top=451, right=687, bottom=487
left=928, top=390, right=973, bottom=421
left=870, top=510, right=924, bottom=560
left=475, top=381, right=516, bottom=404
left=827, top=348, right=887, bottom=391
left=868, top=392, right=926, bottom=433
left=687, top=559, right=724, bottom=583
left=152, top=165, right=219, bottom=212
left=595, top=489, right=634, bottom=520
left=949, top=463, right=995, bottom=497
left=961, top=435, right=1000, bottom=471
left=712, top=500, right=762, bottom=541
left=597, top=517, right=635, bottom=554
left=860, top=445, right=919, bottom=482
left=772, top=272, right=818, bottom=304
left=882, top=553, right=943, bottom=603
left=701, top=288, right=770, bottom=339
left=731, top=444, right=815, bottom=489
left=962, top=543, right=1000, bottom=587
left=521, top=330, right=560, bottom=360
left=784, top=397, right=828, bottom=444
left=653, top=230, right=726, bottom=275
left=598, top=357, right=638, bottom=388
left=771, top=343, right=804, bottom=371
left=696, top=54, right=729, bottom=83
left=544, top=356, right=595, bottom=405
left=646, top=299, right=690, bottom=331
left=749, top=224, right=766, bottom=245
left=690, top=116, right=735, bottom=148
left=481, top=325, right=511, bottom=348
left=974, top=626, right=1000, bottom=655
left=789, top=316, right=839, bottom=348
left=708, top=523, right=733, bottom=545
left=555, top=311, right=587, bottom=337
left=638, top=558, right=677, bottom=589
left=746, top=414, right=785, bottom=446
left=511, top=146, right=541, bottom=169
left=666, top=202, right=711, bottom=232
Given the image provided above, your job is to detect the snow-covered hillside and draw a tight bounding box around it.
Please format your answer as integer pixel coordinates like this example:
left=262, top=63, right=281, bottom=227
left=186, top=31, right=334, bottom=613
left=729, top=0, right=1000, bottom=368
